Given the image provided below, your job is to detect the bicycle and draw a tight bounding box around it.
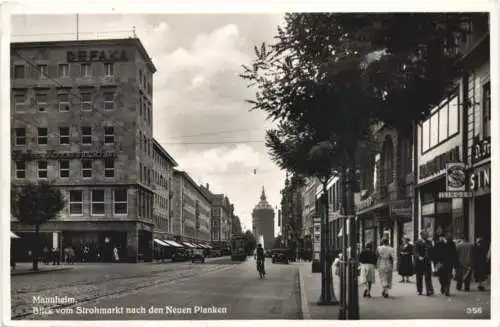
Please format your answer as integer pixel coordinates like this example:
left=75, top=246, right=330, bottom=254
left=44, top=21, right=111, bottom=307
left=257, top=259, right=265, bottom=279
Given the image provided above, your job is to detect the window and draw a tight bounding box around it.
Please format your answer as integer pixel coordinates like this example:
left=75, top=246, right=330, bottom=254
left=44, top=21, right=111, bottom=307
left=139, top=131, right=143, bottom=151
left=59, top=160, right=70, bottom=178
left=104, top=63, right=114, bottom=76
left=421, top=92, right=459, bottom=153
left=430, top=113, right=439, bottom=148
left=82, top=159, right=92, bottom=178
left=59, top=64, right=69, bottom=77
left=81, top=126, right=92, bottom=144
left=139, top=163, right=143, bottom=182
left=37, top=127, right=48, bottom=145
left=37, top=65, right=48, bottom=80
left=14, top=65, right=25, bottom=79
left=69, top=190, right=83, bottom=215
left=14, top=92, right=26, bottom=112
left=91, top=190, right=105, bottom=215
left=104, top=126, right=114, bottom=144
left=81, top=92, right=92, bottom=111
left=113, top=189, right=128, bottom=215
left=36, top=93, right=48, bottom=112
left=37, top=161, right=48, bottom=179
left=483, top=82, right=491, bottom=138
left=103, top=91, right=115, bottom=110
left=104, top=158, right=115, bottom=178
left=15, top=161, right=26, bottom=179
left=139, top=70, right=143, bottom=86
left=15, top=128, right=26, bottom=145
left=59, top=127, right=70, bottom=145
left=438, top=108, right=448, bottom=143
left=139, top=97, right=143, bottom=117
left=58, top=92, right=70, bottom=111
left=80, top=63, right=90, bottom=77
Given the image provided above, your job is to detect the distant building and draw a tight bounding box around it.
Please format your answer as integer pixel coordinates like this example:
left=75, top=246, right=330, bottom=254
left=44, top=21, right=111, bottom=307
left=252, top=187, right=275, bottom=249
left=171, top=170, right=211, bottom=244
left=198, top=184, right=233, bottom=242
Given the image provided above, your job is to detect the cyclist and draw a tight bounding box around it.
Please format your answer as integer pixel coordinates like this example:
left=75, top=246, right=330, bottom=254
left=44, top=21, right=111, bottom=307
left=256, top=244, right=266, bottom=276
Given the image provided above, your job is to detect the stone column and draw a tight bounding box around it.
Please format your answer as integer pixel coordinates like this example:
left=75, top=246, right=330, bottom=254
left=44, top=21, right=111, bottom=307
left=127, top=228, right=138, bottom=263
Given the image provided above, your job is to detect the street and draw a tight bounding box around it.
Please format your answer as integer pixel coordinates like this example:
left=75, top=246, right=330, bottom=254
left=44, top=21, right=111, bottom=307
left=12, top=257, right=301, bottom=320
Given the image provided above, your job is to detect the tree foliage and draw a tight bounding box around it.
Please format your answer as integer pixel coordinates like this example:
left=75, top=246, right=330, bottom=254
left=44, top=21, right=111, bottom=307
left=11, top=181, right=65, bottom=270
left=243, top=230, right=257, bottom=254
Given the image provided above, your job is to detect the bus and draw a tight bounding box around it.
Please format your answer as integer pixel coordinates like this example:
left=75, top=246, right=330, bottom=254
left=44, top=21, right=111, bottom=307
left=230, top=234, right=247, bottom=261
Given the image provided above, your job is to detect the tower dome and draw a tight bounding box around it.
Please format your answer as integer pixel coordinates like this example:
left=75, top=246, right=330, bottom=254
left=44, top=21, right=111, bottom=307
left=254, top=186, right=273, bottom=211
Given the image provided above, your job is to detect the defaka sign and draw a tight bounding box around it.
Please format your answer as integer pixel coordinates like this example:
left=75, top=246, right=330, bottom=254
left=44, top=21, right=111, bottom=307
left=67, top=50, right=128, bottom=63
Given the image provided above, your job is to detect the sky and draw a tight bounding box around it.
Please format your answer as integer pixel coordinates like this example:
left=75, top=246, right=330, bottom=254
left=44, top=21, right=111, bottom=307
left=11, top=14, right=286, bottom=235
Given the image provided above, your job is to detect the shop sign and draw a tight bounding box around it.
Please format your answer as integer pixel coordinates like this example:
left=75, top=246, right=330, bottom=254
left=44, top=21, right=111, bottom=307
left=356, top=195, right=375, bottom=211
left=419, top=146, right=460, bottom=180
left=469, top=165, right=490, bottom=192
left=313, top=220, right=321, bottom=257
left=445, top=163, right=466, bottom=192
left=472, top=137, right=490, bottom=164
left=390, top=200, right=412, bottom=217
left=12, top=150, right=116, bottom=160
left=67, top=50, right=128, bottom=62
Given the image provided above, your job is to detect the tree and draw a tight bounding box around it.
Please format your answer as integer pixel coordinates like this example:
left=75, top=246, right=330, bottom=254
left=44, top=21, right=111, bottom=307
left=11, top=181, right=65, bottom=271
left=243, top=230, right=257, bottom=255
left=241, top=12, right=477, bottom=318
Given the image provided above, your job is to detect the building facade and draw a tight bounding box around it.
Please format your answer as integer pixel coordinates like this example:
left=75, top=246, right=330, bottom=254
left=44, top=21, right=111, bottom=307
left=171, top=170, right=211, bottom=243
left=207, top=192, right=233, bottom=242
left=415, top=16, right=489, bottom=244
left=11, top=38, right=156, bottom=263
left=252, top=187, right=275, bottom=250
left=152, top=139, right=177, bottom=241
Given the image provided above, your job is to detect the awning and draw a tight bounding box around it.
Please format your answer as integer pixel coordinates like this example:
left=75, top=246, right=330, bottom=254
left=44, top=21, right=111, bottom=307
left=11, top=231, right=20, bottom=239
left=164, top=240, right=183, bottom=247
left=204, top=244, right=213, bottom=249
left=182, top=242, right=195, bottom=248
left=154, top=239, right=169, bottom=246
left=199, top=244, right=209, bottom=248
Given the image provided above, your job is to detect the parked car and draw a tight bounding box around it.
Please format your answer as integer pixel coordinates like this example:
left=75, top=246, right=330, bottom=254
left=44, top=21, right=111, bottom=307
left=192, top=248, right=206, bottom=263
left=172, top=249, right=190, bottom=262
left=265, top=250, right=273, bottom=258
left=272, top=249, right=289, bottom=264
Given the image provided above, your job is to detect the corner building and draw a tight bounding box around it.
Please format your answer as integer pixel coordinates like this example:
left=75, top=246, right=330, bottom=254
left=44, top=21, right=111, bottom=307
left=11, top=38, right=157, bottom=263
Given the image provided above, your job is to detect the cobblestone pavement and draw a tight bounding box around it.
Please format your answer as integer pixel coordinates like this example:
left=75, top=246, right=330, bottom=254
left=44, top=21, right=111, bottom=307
left=17, top=257, right=301, bottom=320
left=11, top=257, right=231, bottom=319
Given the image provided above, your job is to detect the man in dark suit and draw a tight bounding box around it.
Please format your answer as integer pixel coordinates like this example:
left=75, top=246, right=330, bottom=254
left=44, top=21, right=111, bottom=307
left=455, top=237, right=474, bottom=291
left=414, top=230, right=434, bottom=296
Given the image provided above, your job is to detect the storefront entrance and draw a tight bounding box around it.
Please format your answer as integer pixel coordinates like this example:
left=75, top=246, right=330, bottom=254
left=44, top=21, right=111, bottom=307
left=474, top=194, right=491, bottom=243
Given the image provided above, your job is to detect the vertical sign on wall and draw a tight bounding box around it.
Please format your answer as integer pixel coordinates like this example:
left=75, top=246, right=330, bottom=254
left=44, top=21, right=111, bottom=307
left=313, top=216, right=321, bottom=260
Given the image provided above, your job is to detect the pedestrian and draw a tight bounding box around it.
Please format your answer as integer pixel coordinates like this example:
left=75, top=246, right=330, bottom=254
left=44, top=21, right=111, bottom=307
left=414, top=230, right=434, bottom=296
left=333, top=252, right=342, bottom=278
left=43, top=246, right=49, bottom=265
left=52, top=247, right=58, bottom=265
left=359, top=242, right=377, bottom=298
left=376, top=238, right=394, bottom=298
left=82, top=245, right=89, bottom=262
left=398, top=236, right=414, bottom=283
left=113, top=246, right=120, bottom=262
left=455, top=237, right=474, bottom=292
left=434, top=232, right=458, bottom=296
left=473, top=238, right=489, bottom=291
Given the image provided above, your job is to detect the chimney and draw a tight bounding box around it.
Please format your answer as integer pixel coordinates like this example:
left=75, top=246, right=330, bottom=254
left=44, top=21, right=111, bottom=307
left=206, top=183, right=209, bottom=190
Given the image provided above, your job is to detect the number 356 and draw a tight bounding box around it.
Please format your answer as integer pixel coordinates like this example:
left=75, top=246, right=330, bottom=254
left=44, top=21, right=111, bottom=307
left=466, top=307, right=483, bottom=315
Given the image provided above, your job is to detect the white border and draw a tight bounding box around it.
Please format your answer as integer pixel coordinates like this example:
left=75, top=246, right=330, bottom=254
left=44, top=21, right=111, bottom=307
left=2, top=1, right=498, bottom=327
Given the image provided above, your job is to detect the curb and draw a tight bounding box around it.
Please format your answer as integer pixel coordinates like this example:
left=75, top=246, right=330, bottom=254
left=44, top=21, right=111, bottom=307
left=11, top=267, right=73, bottom=276
left=298, top=265, right=311, bottom=319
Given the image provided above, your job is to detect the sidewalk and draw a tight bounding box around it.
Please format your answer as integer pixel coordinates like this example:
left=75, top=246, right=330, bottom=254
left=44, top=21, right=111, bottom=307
left=298, top=262, right=490, bottom=319
left=11, top=262, right=74, bottom=276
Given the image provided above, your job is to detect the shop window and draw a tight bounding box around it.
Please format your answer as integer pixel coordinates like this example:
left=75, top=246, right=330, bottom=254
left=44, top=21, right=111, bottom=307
left=69, top=190, right=83, bottom=215
left=91, top=189, right=105, bottom=216
left=59, top=160, right=70, bottom=178
left=113, top=188, right=128, bottom=215
left=15, top=127, right=26, bottom=145
left=15, top=161, right=26, bottom=179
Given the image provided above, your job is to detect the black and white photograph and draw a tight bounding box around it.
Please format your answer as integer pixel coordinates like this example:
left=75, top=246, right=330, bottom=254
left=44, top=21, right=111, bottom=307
left=3, top=3, right=495, bottom=324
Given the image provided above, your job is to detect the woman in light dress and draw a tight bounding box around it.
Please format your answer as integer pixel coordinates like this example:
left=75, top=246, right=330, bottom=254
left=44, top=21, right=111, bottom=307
left=113, top=246, right=120, bottom=262
left=377, top=238, right=395, bottom=298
